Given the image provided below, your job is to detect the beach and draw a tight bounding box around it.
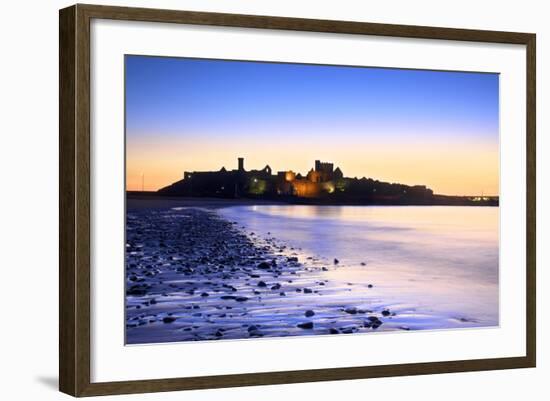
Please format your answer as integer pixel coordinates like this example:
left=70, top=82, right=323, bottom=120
left=126, top=194, right=284, bottom=210
left=126, top=197, right=498, bottom=344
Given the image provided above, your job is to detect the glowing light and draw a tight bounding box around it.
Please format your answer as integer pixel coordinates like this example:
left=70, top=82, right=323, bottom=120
left=249, top=178, right=266, bottom=195
left=323, top=182, right=335, bottom=193
left=285, top=171, right=296, bottom=182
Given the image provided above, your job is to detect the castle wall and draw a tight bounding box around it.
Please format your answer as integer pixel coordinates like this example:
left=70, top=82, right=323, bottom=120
left=292, top=179, right=321, bottom=198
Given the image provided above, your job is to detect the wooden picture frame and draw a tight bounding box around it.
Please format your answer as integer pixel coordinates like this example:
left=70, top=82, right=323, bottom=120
left=59, top=3, right=536, bottom=397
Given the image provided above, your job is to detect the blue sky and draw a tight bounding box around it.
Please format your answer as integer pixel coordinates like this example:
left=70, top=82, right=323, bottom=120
left=125, top=55, right=499, bottom=195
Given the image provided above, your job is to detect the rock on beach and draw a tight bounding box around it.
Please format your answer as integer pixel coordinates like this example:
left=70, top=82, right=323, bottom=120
left=125, top=206, right=387, bottom=344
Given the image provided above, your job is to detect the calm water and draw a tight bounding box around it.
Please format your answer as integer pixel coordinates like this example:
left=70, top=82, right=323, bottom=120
left=219, top=205, right=499, bottom=330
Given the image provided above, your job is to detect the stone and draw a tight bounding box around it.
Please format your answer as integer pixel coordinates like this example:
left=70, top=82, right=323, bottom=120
left=126, top=287, right=147, bottom=296
left=305, top=310, right=315, bottom=317
left=297, top=322, right=314, bottom=329
left=257, top=262, right=271, bottom=269
left=372, top=321, right=383, bottom=329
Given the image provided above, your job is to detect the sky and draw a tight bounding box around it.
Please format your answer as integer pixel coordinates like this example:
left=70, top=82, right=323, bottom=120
left=125, top=55, right=499, bottom=196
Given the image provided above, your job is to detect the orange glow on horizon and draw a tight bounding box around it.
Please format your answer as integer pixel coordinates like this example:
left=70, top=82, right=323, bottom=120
left=126, top=134, right=499, bottom=196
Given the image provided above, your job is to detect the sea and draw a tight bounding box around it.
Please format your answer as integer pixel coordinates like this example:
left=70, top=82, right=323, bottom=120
left=218, top=205, right=499, bottom=330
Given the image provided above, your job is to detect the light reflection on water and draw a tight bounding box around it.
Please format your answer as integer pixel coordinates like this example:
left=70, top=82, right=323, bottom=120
left=219, top=205, right=499, bottom=328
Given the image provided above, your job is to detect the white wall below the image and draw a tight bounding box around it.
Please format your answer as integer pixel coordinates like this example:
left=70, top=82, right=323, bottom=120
left=0, top=1, right=547, bottom=401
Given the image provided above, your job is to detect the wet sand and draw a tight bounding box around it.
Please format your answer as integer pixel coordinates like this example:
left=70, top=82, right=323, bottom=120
left=126, top=197, right=496, bottom=344
left=127, top=195, right=283, bottom=211
left=126, top=205, right=398, bottom=344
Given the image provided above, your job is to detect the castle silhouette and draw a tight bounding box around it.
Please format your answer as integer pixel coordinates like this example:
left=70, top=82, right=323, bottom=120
left=158, top=157, right=437, bottom=204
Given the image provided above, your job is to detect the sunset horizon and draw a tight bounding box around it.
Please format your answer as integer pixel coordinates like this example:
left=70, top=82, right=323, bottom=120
left=125, top=55, right=499, bottom=196
left=125, top=54, right=500, bottom=345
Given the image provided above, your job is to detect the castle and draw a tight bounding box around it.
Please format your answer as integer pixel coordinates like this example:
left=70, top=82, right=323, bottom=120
left=276, top=160, right=343, bottom=198
left=172, top=157, right=343, bottom=198
left=158, top=156, right=435, bottom=204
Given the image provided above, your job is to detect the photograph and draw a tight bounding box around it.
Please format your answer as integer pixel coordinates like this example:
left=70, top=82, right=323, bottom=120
left=124, top=55, right=500, bottom=345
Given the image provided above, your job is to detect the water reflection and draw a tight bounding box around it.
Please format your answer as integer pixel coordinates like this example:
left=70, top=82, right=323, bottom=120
left=219, top=205, right=499, bottom=329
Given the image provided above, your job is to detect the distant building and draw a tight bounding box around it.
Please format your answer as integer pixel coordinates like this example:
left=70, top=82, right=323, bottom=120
left=158, top=156, right=435, bottom=204
left=276, top=159, right=344, bottom=198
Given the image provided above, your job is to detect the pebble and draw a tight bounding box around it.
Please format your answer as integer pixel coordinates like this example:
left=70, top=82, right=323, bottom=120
left=125, top=207, right=385, bottom=343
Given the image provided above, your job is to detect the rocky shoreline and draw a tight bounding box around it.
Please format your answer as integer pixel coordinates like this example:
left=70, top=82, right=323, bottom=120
left=126, top=207, right=403, bottom=344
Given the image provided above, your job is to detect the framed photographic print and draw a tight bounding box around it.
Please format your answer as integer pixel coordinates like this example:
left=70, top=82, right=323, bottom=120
left=59, top=4, right=536, bottom=397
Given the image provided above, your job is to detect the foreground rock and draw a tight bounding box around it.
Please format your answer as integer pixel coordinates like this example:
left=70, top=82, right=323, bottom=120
left=125, top=207, right=396, bottom=344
